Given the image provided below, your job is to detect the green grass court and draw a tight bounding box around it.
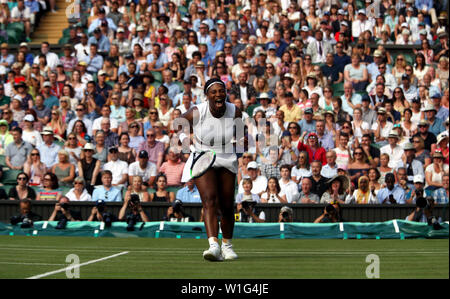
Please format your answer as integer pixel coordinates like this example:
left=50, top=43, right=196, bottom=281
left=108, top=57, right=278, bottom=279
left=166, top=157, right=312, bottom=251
left=0, top=236, right=447, bottom=279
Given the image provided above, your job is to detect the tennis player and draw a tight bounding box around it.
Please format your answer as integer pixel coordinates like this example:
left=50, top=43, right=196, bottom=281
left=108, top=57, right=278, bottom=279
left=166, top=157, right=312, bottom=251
left=178, top=78, right=242, bottom=261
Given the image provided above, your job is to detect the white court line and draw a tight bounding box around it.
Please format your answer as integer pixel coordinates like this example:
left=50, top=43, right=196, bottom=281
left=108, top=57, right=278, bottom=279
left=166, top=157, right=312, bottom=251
left=0, top=262, right=66, bottom=266
left=26, top=251, right=129, bottom=279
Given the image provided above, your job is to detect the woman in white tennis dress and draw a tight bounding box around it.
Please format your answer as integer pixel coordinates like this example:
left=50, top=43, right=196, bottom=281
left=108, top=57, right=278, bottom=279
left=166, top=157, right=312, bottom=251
left=179, top=78, right=241, bottom=262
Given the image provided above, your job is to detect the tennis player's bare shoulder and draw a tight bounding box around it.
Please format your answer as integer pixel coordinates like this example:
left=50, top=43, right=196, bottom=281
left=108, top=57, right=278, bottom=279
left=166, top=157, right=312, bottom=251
left=181, top=105, right=200, bottom=126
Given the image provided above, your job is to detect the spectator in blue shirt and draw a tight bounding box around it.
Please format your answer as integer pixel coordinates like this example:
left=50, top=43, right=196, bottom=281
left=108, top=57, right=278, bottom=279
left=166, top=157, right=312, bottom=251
left=176, top=180, right=201, bottom=203
left=146, top=43, right=169, bottom=72
left=92, top=170, right=122, bottom=202
left=88, top=8, right=117, bottom=34
left=266, top=29, right=288, bottom=58
left=206, top=29, right=224, bottom=60
left=377, top=173, right=406, bottom=204
left=433, top=173, right=449, bottom=204
left=0, top=43, right=15, bottom=72
left=162, top=69, right=180, bottom=101
left=85, top=43, right=104, bottom=74
left=37, top=128, right=61, bottom=168
left=42, top=81, right=60, bottom=109
left=423, top=104, right=445, bottom=136
left=88, top=28, right=110, bottom=53
left=298, top=108, right=316, bottom=135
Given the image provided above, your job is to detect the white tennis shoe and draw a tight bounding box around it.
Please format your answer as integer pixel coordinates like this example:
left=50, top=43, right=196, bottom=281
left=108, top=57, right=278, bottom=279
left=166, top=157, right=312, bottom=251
left=203, top=244, right=223, bottom=262
left=221, top=242, right=238, bottom=260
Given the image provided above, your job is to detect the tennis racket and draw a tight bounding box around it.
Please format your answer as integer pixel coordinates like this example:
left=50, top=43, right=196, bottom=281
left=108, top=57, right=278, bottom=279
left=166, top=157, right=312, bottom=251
left=190, top=150, right=216, bottom=179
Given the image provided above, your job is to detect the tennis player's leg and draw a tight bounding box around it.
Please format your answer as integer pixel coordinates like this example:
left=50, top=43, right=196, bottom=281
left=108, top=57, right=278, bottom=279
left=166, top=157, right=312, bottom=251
left=195, top=169, right=223, bottom=261
left=217, top=168, right=238, bottom=260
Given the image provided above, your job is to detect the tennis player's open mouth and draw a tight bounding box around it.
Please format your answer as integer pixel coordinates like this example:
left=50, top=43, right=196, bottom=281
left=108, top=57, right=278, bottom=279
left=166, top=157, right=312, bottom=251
left=214, top=97, right=225, bottom=108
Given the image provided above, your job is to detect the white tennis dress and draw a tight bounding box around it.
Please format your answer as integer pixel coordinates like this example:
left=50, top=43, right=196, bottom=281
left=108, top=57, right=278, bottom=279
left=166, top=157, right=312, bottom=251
left=181, top=101, right=238, bottom=182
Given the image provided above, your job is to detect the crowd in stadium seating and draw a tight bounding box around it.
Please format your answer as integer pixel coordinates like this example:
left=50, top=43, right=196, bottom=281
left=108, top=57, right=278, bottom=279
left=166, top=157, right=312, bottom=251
left=0, top=0, right=449, bottom=218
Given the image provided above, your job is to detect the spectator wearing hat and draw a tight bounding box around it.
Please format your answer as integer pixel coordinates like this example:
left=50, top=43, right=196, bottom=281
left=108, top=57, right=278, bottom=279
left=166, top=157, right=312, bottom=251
left=37, top=127, right=61, bottom=168
left=298, top=107, right=316, bottom=136
left=372, top=107, right=394, bottom=145
left=252, top=93, right=276, bottom=118
left=128, top=149, right=157, bottom=188
left=237, top=161, right=268, bottom=195
left=433, top=30, right=449, bottom=63
left=380, top=130, right=404, bottom=169
left=352, top=9, right=373, bottom=41
left=22, top=114, right=42, bottom=147
left=425, top=151, right=449, bottom=194
left=430, top=91, right=449, bottom=121
left=113, top=27, right=132, bottom=56
left=432, top=132, right=449, bottom=164
left=103, top=146, right=128, bottom=189
left=423, top=103, right=445, bottom=136
left=397, top=142, right=425, bottom=185
left=399, top=74, right=418, bottom=102
left=5, top=127, right=33, bottom=170
left=78, top=143, right=102, bottom=192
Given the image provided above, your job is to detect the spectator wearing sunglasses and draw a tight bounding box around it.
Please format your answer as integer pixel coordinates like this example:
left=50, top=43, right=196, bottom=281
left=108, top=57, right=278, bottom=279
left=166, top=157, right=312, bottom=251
left=8, top=172, right=36, bottom=200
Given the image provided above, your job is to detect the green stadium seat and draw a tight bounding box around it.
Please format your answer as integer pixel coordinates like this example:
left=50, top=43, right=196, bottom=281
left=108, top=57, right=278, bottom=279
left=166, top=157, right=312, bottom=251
left=58, top=36, right=70, bottom=45
left=1, top=169, right=22, bottom=185
left=0, top=155, right=6, bottom=167
left=246, top=104, right=259, bottom=117
left=1, top=184, right=13, bottom=195
left=331, top=82, right=344, bottom=97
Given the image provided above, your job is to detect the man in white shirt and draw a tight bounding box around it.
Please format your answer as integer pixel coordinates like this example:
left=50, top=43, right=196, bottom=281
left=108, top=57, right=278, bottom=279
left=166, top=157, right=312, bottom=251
left=352, top=9, right=373, bottom=40
left=33, top=42, right=59, bottom=70
left=380, top=131, right=404, bottom=169
left=321, top=150, right=339, bottom=179
left=238, top=161, right=267, bottom=195
left=92, top=107, right=118, bottom=135
left=10, top=0, right=32, bottom=40
left=175, top=93, right=194, bottom=114
left=371, top=107, right=394, bottom=146
left=128, top=150, right=157, bottom=187
left=306, top=30, right=333, bottom=64
left=74, top=33, right=90, bottom=62
left=103, top=147, right=128, bottom=189
left=279, top=165, right=300, bottom=203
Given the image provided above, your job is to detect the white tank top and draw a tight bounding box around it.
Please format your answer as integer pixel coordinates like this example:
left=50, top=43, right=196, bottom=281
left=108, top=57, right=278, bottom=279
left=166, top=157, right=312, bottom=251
left=193, top=101, right=236, bottom=154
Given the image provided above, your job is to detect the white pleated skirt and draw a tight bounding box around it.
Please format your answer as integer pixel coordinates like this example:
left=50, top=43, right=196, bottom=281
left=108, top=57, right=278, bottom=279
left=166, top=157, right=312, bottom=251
left=181, top=152, right=238, bottom=183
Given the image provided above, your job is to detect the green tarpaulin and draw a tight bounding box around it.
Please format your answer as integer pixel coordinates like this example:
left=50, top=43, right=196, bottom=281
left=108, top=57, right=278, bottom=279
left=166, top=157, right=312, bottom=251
left=0, top=220, right=448, bottom=239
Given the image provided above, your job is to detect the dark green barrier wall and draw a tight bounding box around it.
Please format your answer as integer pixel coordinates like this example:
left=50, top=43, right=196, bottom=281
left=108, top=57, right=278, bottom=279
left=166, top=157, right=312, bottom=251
left=0, top=221, right=447, bottom=239
left=0, top=201, right=448, bottom=223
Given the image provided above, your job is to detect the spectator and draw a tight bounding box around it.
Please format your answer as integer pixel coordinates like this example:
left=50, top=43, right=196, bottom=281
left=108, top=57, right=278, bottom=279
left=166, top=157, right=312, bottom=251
left=125, top=175, right=150, bottom=203
left=260, top=146, right=283, bottom=180
left=103, top=146, right=129, bottom=189
left=236, top=197, right=265, bottom=223
left=425, top=151, right=449, bottom=194
left=137, top=128, right=165, bottom=170
left=36, top=172, right=61, bottom=201
left=406, top=174, right=426, bottom=204
left=65, top=177, right=92, bottom=202
left=413, top=119, right=437, bottom=152
left=5, top=126, right=33, bottom=170
left=163, top=199, right=195, bottom=222
left=159, top=147, right=185, bottom=187
left=118, top=192, right=150, bottom=222
left=380, top=130, right=404, bottom=169
left=176, top=179, right=201, bottom=203
left=433, top=173, right=449, bottom=204
left=92, top=170, right=122, bottom=202
left=149, top=173, right=175, bottom=202
left=237, top=161, right=268, bottom=195
left=423, top=104, right=445, bottom=137
left=296, top=177, right=320, bottom=204
left=377, top=173, right=406, bottom=204
left=10, top=199, right=42, bottom=225
left=78, top=143, right=102, bottom=193
left=348, top=147, right=371, bottom=186
left=128, top=149, right=157, bottom=188
left=260, top=177, right=287, bottom=203
left=320, top=174, right=350, bottom=204
left=297, top=132, right=327, bottom=165
left=51, top=150, right=75, bottom=188
left=344, top=54, right=368, bottom=92
left=8, top=172, right=36, bottom=201
left=346, top=176, right=378, bottom=204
